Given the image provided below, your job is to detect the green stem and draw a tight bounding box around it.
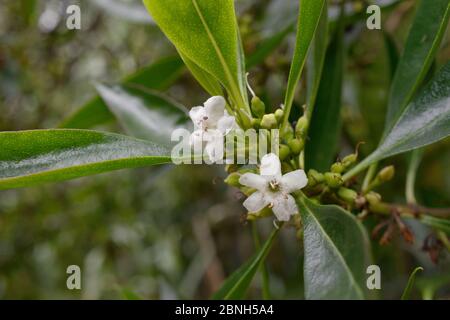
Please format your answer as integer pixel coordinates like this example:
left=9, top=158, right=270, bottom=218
left=362, top=163, right=378, bottom=193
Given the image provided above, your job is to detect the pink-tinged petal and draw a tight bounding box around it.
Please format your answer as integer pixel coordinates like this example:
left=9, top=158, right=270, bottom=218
left=243, top=191, right=270, bottom=213
left=189, top=106, right=206, bottom=129
left=204, top=96, right=226, bottom=124
left=272, top=194, right=298, bottom=221
left=281, top=170, right=308, bottom=193
left=239, top=173, right=267, bottom=190
left=217, top=114, right=237, bottom=135
left=260, top=153, right=281, bottom=177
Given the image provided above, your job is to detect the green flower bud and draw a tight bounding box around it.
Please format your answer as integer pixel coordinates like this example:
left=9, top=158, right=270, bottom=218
left=342, top=153, right=357, bottom=167
left=224, top=172, right=241, bottom=187
left=225, top=164, right=238, bottom=173
left=251, top=96, right=266, bottom=118
left=251, top=118, right=261, bottom=129
left=324, top=172, right=343, bottom=188
left=279, top=144, right=291, bottom=161
left=337, top=187, right=358, bottom=204
left=365, top=191, right=381, bottom=205
left=378, top=165, right=395, bottom=182
left=274, top=109, right=284, bottom=122
left=295, top=116, right=308, bottom=138
left=288, top=138, right=304, bottom=155
left=307, top=169, right=324, bottom=187
left=260, top=113, right=278, bottom=129
left=331, top=162, right=345, bottom=174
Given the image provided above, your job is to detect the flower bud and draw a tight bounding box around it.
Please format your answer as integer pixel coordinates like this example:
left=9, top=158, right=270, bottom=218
left=224, top=172, right=241, bottom=187
left=260, top=113, right=278, bottom=129
left=251, top=118, right=261, bottom=129
left=274, top=109, right=284, bottom=122
left=278, top=144, right=291, bottom=161
left=281, top=161, right=294, bottom=173
left=251, top=96, right=266, bottom=118
left=324, top=172, right=343, bottom=188
left=331, top=162, right=345, bottom=174
left=342, top=153, right=357, bottom=167
left=295, top=116, right=308, bottom=138
left=288, top=138, right=304, bottom=155
left=365, top=191, right=381, bottom=205
left=307, top=169, right=324, bottom=186
left=337, top=187, right=358, bottom=204
left=378, top=165, right=395, bottom=182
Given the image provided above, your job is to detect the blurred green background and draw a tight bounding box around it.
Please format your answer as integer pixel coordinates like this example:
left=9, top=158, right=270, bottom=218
left=0, top=0, right=449, bottom=299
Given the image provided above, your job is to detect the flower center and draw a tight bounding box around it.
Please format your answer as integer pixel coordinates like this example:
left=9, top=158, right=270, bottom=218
left=268, top=179, right=280, bottom=192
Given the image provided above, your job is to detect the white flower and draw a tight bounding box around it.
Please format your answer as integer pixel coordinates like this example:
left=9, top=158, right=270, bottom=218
left=189, top=96, right=236, bottom=162
left=239, top=153, right=308, bottom=221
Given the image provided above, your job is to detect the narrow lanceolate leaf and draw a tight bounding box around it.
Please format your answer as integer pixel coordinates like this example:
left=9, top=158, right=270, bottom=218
left=60, top=56, right=184, bottom=129
left=95, top=84, right=190, bottom=144
left=384, top=0, right=450, bottom=134
left=212, top=228, right=279, bottom=300
left=178, top=51, right=223, bottom=97
left=297, top=196, right=372, bottom=300
left=344, top=63, right=450, bottom=180
left=282, top=0, right=325, bottom=129
left=0, top=130, right=172, bottom=190
left=401, top=267, right=424, bottom=300
left=143, top=0, right=248, bottom=111
left=305, top=2, right=328, bottom=123
left=305, top=13, right=344, bottom=172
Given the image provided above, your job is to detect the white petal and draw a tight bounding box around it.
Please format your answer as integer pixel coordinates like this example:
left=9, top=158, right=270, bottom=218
left=204, top=135, right=224, bottom=163
left=239, top=173, right=267, bottom=190
left=272, top=194, right=298, bottom=221
left=216, top=114, right=237, bottom=135
left=281, top=170, right=308, bottom=193
left=243, top=191, right=270, bottom=213
left=189, top=106, right=206, bottom=129
left=204, top=96, right=226, bottom=125
left=260, top=153, right=281, bottom=177
left=189, top=130, right=204, bottom=146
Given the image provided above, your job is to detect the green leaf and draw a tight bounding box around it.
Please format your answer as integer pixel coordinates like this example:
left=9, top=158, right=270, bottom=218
left=0, top=129, right=172, bottom=190
left=282, top=0, right=325, bottom=129
left=382, top=31, right=399, bottom=80
left=143, top=0, right=248, bottom=110
left=384, top=0, right=450, bottom=134
left=420, top=216, right=450, bottom=235
left=178, top=51, right=223, bottom=96
left=60, top=56, right=184, bottom=129
left=305, top=13, right=344, bottom=172
left=401, top=267, right=424, bottom=300
left=344, top=62, right=450, bottom=180
left=95, top=83, right=190, bottom=144
left=212, top=227, right=279, bottom=300
left=305, top=2, right=328, bottom=123
left=297, top=196, right=372, bottom=300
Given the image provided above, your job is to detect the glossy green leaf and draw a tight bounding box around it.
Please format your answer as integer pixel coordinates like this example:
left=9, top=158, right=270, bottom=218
left=383, top=31, right=399, bottom=80
left=282, top=0, right=325, bottom=129
left=384, top=0, right=450, bottom=134
left=401, top=267, right=423, bottom=300
left=0, top=130, right=172, bottom=190
left=143, top=0, right=248, bottom=110
left=95, top=83, right=190, bottom=144
left=60, top=56, right=184, bottom=129
left=297, top=196, right=372, bottom=300
left=305, top=2, right=328, bottom=123
left=305, top=14, right=344, bottom=172
left=212, top=227, right=279, bottom=300
left=344, top=63, right=450, bottom=180
left=178, top=51, right=223, bottom=96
